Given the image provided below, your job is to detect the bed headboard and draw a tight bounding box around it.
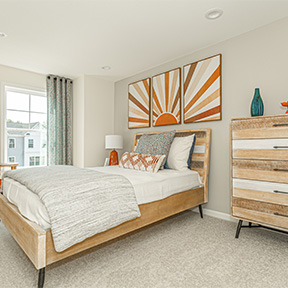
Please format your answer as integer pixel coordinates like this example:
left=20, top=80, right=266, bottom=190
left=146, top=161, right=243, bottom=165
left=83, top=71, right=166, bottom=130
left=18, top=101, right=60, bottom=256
left=132, top=129, right=211, bottom=203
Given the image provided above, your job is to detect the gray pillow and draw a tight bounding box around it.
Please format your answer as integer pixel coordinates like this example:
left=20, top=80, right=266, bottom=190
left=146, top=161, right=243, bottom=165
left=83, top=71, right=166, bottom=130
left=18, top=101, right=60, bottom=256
left=135, top=130, right=176, bottom=168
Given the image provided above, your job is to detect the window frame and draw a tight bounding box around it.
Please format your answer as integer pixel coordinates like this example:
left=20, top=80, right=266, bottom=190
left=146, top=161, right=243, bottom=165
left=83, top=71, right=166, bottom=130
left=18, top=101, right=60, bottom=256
left=0, top=83, right=47, bottom=165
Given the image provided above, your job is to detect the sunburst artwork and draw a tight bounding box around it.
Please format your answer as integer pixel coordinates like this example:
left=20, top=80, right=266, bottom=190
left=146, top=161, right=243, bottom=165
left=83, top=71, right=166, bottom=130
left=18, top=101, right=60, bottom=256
left=183, top=54, right=221, bottom=123
left=128, top=78, right=151, bottom=129
left=152, top=68, right=181, bottom=127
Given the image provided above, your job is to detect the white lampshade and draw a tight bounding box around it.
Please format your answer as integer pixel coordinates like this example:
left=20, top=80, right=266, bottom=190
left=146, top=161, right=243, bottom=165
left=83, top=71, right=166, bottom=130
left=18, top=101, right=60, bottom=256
left=105, top=135, right=123, bottom=150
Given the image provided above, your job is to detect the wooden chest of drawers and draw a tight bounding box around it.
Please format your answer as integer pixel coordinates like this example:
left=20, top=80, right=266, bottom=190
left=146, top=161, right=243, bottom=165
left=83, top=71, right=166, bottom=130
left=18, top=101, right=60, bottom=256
left=231, top=115, right=288, bottom=235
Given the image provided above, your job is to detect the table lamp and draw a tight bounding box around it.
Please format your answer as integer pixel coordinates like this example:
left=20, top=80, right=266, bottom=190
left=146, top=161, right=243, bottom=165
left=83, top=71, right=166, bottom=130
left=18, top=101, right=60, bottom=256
left=105, top=135, right=123, bottom=165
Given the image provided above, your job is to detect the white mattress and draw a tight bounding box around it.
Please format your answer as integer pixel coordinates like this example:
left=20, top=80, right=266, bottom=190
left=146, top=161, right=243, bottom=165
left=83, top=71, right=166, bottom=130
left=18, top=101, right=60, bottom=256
left=2, top=166, right=202, bottom=230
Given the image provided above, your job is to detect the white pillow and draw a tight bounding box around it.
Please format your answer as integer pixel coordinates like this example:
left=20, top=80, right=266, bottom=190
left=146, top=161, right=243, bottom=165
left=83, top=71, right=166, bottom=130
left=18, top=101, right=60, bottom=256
left=166, top=134, right=195, bottom=171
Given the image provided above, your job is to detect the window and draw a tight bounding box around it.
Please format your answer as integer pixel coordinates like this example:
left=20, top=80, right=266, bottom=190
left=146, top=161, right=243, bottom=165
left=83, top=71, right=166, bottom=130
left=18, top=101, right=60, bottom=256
left=8, top=138, right=16, bottom=149
left=29, top=156, right=35, bottom=166
left=4, top=86, right=47, bottom=167
left=28, top=139, right=34, bottom=148
left=8, top=156, right=16, bottom=163
left=29, top=156, right=40, bottom=166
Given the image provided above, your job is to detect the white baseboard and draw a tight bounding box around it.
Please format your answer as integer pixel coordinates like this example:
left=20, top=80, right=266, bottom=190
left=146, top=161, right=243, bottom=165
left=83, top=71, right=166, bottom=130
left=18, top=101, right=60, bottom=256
left=192, top=207, right=237, bottom=222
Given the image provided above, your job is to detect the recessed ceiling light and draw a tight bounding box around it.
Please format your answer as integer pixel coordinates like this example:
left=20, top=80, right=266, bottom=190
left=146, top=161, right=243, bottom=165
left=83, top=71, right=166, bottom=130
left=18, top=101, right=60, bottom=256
left=205, top=9, right=223, bottom=20
left=0, top=32, right=7, bottom=38
left=102, top=66, right=111, bottom=70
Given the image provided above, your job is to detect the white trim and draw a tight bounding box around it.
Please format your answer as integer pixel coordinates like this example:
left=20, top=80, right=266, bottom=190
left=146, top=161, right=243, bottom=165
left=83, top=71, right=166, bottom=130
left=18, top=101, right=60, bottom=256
left=5, top=85, right=46, bottom=97
left=192, top=207, right=237, bottom=222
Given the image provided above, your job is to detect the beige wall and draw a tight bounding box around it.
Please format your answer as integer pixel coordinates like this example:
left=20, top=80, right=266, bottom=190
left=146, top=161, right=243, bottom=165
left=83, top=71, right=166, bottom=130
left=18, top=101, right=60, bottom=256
left=0, top=65, right=46, bottom=162
left=84, top=76, right=114, bottom=167
left=73, top=76, right=85, bottom=167
left=73, top=75, right=115, bottom=167
left=114, top=17, right=288, bottom=214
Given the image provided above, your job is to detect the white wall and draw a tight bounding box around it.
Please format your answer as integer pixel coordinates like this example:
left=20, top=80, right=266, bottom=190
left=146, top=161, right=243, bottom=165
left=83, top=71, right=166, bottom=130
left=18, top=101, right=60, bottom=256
left=0, top=65, right=46, bottom=162
left=114, top=17, right=288, bottom=215
left=73, top=75, right=115, bottom=167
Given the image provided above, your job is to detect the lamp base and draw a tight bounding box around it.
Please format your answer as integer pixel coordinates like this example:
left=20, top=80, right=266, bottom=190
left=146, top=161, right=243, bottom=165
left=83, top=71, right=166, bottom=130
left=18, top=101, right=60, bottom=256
left=109, top=150, right=119, bottom=165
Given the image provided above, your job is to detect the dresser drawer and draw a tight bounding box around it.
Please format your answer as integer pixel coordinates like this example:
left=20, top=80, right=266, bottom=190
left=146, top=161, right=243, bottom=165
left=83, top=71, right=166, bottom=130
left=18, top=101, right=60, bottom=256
left=233, top=197, right=288, bottom=213
left=233, top=206, right=288, bottom=230
left=232, top=139, right=288, bottom=160
left=233, top=178, right=288, bottom=205
left=232, top=159, right=288, bottom=183
left=233, top=188, right=288, bottom=206
left=232, top=115, right=288, bottom=140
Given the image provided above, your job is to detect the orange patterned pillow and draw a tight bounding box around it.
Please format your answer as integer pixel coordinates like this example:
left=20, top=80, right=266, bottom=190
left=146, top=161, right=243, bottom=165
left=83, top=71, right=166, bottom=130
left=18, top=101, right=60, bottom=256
left=119, top=152, right=166, bottom=173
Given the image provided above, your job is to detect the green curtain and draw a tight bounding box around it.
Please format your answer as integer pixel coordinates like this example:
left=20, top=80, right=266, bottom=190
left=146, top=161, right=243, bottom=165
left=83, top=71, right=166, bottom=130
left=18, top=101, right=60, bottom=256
left=47, top=75, right=73, bottom=165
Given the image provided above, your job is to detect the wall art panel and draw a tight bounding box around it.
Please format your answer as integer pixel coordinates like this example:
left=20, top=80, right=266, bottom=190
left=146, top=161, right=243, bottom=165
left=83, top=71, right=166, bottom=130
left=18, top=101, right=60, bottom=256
left=183, top=54, right=222, bottom=123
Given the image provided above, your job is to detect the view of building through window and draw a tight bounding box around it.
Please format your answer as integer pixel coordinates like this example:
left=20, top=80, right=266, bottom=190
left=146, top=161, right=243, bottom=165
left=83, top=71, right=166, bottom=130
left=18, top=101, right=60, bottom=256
left=5, top=86, right=47, bottom=167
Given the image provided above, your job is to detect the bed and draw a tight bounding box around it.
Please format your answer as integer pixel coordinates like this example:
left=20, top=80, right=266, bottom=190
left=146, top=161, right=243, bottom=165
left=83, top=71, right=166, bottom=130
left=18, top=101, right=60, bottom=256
left=0, top=129, right=211, bottom=288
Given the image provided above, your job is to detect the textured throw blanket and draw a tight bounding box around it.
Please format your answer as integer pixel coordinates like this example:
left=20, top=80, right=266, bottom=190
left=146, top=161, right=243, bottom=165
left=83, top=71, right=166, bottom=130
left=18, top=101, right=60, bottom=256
left=3, top=165, right=140, bottom=252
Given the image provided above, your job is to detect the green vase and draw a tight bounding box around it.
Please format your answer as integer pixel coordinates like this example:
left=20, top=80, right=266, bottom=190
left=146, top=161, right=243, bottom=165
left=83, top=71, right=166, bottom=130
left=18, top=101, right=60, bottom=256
left=250, top=88, right=264, bottom=117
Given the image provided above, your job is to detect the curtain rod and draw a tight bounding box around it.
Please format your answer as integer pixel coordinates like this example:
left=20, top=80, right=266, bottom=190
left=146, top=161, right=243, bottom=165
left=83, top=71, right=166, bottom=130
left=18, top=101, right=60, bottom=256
left=47, top=76, right=73, bottom=83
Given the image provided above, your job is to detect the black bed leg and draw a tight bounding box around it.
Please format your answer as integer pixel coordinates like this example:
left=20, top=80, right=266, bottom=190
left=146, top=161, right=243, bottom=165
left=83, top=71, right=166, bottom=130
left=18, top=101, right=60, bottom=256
left=235, top=220, right=243, bottom=239
left=38, top=268, right=45, bottom=288
left=198, top=205, right=203, bottom=218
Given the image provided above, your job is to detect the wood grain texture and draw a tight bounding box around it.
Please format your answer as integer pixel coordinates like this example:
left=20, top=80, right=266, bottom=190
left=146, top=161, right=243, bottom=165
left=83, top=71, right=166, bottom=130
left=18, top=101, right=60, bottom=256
left=232, top=159, right=288, bottom=170
left=233, top=168, right=288, bottom=184
left=233, top=188, right=288, bottom=206
left=0, top=194, right=46, bottom=269
left=233, top=207, right=288, bottom=229
left=233, top=149, right=288, bottom=161
left=231, top=115, right=288, bottom=130
left=232, top=197, right=288, bottom=215
left=232, top=127, right=288, bottom=139
left=231, top=115, right=288, bottom=231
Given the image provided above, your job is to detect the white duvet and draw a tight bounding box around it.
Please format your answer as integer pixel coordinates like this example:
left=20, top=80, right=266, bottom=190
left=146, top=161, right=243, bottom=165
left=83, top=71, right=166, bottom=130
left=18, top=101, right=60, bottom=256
left=3, top=166, right=202, bottom=230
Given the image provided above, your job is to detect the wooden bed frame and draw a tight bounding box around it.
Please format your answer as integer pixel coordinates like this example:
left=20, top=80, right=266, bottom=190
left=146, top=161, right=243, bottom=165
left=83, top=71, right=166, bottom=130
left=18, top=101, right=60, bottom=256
left=0, top=129, right=211, bottom=288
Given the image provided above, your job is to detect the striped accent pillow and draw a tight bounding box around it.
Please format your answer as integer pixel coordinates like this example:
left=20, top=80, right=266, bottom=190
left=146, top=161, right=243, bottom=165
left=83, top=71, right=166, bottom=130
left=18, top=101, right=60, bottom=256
left=119, top=152, right=166, bottom=173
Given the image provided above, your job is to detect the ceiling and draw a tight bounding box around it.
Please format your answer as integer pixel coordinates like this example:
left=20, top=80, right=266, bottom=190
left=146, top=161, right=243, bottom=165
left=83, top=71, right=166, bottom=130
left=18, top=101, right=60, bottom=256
left=0, top=0, right=288, bottom=81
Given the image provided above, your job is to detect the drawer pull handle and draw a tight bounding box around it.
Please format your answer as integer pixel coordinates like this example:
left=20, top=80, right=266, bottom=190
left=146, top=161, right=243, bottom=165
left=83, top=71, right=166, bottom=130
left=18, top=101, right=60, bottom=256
left=273, top=123, right=288, bottom=127
left=273, top=168, right=288, bottom=172
left=273, top=146, right=288, bottom=149
left=274, top=212, right=288, bottom=218
left=273, top=190, right=288, bottom=194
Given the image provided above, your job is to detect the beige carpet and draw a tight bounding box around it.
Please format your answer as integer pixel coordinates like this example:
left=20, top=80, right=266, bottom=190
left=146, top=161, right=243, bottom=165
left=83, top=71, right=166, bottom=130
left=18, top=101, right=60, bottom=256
left=0, top=211, right=288, bottom=288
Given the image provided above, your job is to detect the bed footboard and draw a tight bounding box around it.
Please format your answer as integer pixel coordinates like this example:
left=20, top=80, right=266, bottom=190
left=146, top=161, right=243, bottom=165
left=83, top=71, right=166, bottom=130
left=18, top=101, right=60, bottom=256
left=0, top=193, right=46, bottom=270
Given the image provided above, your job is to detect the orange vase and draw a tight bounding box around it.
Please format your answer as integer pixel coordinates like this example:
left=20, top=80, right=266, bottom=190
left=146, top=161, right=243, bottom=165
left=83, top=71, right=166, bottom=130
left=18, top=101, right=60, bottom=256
left=109, top=150, right=119, bottom=165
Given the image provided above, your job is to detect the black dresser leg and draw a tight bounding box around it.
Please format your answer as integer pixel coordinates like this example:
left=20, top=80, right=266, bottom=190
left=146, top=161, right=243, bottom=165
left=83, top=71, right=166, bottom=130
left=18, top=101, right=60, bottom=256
left=198, top=205, right=203, bottom=218
left=38, top=268, right=45, bottom=288
left=235, top=220, right=243, bottom=239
